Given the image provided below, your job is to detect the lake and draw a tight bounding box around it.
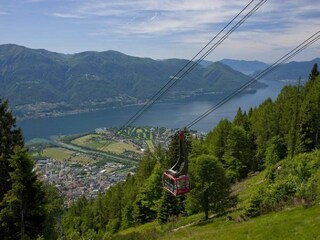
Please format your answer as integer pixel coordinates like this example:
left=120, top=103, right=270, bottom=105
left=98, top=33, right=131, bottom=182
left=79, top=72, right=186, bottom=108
left=17, top=79, right=289, bottom=141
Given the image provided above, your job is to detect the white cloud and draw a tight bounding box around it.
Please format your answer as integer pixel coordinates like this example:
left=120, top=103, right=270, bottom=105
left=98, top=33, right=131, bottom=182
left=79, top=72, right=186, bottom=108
left=46, top=0, right=320, bottom=61
left=51, top=0, right=245, bottom=33
left=52, top=12, right=84, bottom=19
left=57, top=0, right=319, bottom=36
left=1, top=0, right=318, bottom=63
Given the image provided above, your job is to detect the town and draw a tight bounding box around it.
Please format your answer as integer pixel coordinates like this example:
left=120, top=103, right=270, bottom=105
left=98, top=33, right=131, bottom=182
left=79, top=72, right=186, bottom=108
left=30, top=127, right=205, bottom=205
left=36, top=158, right=127, bottom=206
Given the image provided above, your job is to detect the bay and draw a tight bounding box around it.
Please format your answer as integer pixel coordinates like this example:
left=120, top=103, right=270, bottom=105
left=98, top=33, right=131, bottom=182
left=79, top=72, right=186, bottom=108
left=17, top=79, right=289, bottom=141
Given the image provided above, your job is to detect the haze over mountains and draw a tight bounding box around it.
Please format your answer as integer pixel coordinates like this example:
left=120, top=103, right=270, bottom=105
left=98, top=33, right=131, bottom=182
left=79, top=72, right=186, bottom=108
left=0, top=44, right=318, bottom=119
left=219, top=58, right=320, bottom=78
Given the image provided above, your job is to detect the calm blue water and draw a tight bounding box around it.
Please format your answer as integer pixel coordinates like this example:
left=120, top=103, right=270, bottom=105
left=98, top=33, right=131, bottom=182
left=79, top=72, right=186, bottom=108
left=17, top=79, right=288, bottom=141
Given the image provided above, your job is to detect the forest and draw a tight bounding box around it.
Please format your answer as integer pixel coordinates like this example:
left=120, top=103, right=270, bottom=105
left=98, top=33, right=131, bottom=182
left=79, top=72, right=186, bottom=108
left=0, top=64, right=319, bottom=239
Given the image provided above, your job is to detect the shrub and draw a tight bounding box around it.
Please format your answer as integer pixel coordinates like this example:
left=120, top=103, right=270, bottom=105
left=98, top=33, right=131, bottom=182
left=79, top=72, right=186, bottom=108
left=245, top=150, right=320, bottom=217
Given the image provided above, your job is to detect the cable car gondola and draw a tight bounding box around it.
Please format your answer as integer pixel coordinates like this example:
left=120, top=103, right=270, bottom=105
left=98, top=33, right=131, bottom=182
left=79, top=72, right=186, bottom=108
left=162, top=131, right=191, bottom=196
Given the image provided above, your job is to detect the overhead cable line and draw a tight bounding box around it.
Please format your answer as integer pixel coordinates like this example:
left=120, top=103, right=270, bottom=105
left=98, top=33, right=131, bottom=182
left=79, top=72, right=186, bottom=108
left=119, top=0, right=266, bottom=131
left=185, top=30, right=320, bottom=129
left=140, top=0, right=268, bottom=118
left=174, top=0, right=267, bottom=81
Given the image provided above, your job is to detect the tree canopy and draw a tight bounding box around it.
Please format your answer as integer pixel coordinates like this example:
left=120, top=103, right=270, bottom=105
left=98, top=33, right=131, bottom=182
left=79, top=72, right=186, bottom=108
left=0, top=100, right=62, bottom=239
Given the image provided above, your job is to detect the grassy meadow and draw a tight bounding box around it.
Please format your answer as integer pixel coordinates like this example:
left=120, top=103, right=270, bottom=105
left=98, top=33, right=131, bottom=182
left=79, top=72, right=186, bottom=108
left=159, top=205, right=320, bottom=240
left=71, top=133, right=140, bottom=154
left=41, top=147, right=94, bottom=164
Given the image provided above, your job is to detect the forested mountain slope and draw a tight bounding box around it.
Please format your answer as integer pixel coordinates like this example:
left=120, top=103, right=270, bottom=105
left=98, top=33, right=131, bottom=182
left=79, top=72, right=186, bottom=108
left=60, top=65, right=320, bottom=239
left=0, top=44, right=256, bottom=118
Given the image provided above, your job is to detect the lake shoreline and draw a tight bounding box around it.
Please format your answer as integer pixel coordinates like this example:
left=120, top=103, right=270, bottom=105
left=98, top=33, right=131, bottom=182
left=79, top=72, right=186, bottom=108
left=17, top=79, right=285, bottom=142
left=15, top=87, right=260, bottom=121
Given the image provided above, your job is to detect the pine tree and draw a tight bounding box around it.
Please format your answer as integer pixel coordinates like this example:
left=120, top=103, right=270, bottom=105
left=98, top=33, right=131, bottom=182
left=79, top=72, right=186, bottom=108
left=133, top=162, right=163, bottom=224
left=309, top=63, right=319, bottom=82
left=233, top=108, right=250, bottom=131
left=42, top=184, right=64, bottom=240
left=206, top=119, right=232, bottom=163
left=121, top=204, right=134, bottom=229
left=0, top=147, right=46, bottom=239
left=62, top=196, right=89, bottom=238
left=265, top=136, right=287, bottom=166
left=0, top=99, right=24, bottom=201
left=250, top=98, right=277, bottom=167
left=157, top=191, right=180, bottom=224
left=299, top=73, right=320, bottom=152
left=282, top=85, right=302, bottom=158
left=223, top=126, right=253, bottom=181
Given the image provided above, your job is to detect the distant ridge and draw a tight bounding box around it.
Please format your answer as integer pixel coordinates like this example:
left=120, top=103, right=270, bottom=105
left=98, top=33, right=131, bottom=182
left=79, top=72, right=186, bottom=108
left=0, top=44, right=255, bottom=119
left=219, top=58, right=320, bottom=80
left=220, top=58, right=269, bottom=75
left=256, top=58, right=320, bottom=81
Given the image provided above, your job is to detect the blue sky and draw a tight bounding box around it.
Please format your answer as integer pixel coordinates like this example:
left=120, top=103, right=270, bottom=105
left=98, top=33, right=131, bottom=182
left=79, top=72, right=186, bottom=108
left=0, top=0, right=319, bottom=62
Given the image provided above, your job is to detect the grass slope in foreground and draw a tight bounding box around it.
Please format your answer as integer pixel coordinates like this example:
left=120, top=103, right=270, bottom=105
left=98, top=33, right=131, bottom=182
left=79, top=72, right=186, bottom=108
left=115, top=166, right=320, bottom=240
left=160, top=205, right=320, bottom=240
left=114, top=204, right=320, bottom=240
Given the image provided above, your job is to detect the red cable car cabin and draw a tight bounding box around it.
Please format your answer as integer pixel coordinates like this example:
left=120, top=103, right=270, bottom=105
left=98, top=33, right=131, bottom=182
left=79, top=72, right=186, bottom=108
left=163, top=171, right=190, bottom=196
left=162, top=130, right=191, bottom=196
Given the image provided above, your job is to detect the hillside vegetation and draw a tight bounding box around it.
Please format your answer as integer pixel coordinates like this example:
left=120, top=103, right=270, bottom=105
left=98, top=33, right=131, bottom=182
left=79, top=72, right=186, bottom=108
left=58, top=65, right=320, bottom=239
left=160, top=204, right=320, bottom=240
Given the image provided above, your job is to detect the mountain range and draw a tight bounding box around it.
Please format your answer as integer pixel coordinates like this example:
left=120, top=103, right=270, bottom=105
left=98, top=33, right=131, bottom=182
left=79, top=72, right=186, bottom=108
left=0, top=44, right=256, bottom=119
left=0, top=44, right=318, bottom=119
left=255, top=58, right=320, bottom=81
left=219, top=59, right=269, bottom=75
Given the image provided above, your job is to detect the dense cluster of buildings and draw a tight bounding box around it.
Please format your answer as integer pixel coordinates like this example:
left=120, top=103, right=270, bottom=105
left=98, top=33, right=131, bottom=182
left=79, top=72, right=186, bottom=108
left=36, top=158, right=127, bottom=206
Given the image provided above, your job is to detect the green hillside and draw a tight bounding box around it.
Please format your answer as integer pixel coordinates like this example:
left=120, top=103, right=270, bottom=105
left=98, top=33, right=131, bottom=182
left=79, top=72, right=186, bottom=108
left=59, top=67, right=320, bottom=240
left=112, top=148, right=320, bottom=240
left=160, top=205, right=320, bottom=240
left=112, top=167, right=320, bottom=240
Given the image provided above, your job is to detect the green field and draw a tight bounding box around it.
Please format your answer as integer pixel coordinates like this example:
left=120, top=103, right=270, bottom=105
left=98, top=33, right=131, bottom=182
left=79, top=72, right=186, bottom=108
left=145, top=140, right=155, bottom=151
left=71, top=133, right=140, bottom=155
left=101, top=142, right=140, bottom=154
left=42, top=147, right=94, bottom=164
left=71, top=134, right=115, bottom=148
left=42, top=147, right=74, bottom=160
